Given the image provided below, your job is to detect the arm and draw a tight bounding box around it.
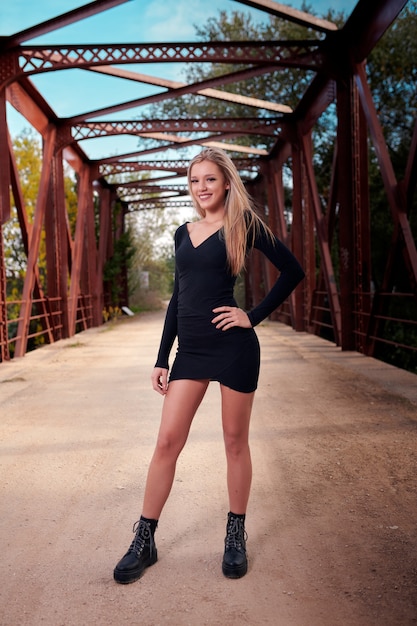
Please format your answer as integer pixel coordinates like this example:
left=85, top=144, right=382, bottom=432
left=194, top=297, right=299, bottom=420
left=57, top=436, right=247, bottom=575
left=212, top=221, right=304, bottom=332
left=151, top=269, right=178, bottom=395
left=247, top=224, right=305, bottom=327
left=154, top=267, right=179, bottom=370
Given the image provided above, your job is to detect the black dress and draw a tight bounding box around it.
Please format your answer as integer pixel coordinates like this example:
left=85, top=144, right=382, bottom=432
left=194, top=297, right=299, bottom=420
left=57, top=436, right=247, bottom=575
left=155, top=221, right=304, bottom=393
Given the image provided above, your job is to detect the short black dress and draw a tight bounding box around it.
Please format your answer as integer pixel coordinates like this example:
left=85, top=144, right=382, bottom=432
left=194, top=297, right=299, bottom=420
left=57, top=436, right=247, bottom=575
left=154, top=221, right=304, bottom=393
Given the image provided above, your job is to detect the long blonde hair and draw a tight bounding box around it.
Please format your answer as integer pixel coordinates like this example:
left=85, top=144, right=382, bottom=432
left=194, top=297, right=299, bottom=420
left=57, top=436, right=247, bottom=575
left=187, top=147, right=266, bottom=276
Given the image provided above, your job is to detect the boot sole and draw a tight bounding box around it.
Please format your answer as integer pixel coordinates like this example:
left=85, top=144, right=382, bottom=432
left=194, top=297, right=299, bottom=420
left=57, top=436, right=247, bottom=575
left=222, top=560, right=248, bottom=579
left=113, top=551, right=157, bottom=584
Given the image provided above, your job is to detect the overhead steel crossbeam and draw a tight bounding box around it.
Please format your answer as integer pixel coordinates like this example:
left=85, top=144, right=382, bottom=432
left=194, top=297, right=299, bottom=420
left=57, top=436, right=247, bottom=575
left=71, top=118, right=285, bottom=141
left=86, top=67, right=292, bottom=114
left=99, top=161, right=190, bottom=176
left=127, top=199, right=193, bottom=211
left=232, top=0, right=338, bottom=33
left=116, top=184, right=189, bottom=197
left=10, top=41, right=324, bottom=85
left=97, top=136, right=268, bottom=165
left=65, top=64, right=290, bottom=123
left=0, top=0, right=131, bottom=48
left=99, top=159, right=261, bottom=177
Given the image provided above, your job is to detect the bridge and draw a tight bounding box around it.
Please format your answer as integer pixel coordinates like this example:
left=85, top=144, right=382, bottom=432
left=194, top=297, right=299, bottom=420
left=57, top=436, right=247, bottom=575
left=0, top=311, right=416, bottom=624
left=0, top=0, right=416, bottom=372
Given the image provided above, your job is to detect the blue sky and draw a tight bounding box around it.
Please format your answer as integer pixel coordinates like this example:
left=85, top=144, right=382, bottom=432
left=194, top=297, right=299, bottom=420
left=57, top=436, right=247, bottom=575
left=0, top=1, right=356, bottom=39
left=1, top=0, right=357, bottom=159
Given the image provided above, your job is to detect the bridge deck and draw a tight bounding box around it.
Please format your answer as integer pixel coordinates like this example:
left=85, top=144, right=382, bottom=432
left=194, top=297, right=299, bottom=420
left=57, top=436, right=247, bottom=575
left=1, top=311, right=416, bottom=625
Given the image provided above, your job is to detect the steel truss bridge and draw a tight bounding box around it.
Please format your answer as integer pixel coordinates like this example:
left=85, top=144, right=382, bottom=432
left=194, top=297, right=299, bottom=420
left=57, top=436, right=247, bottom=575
left=0, top=0, right=415, bottom=370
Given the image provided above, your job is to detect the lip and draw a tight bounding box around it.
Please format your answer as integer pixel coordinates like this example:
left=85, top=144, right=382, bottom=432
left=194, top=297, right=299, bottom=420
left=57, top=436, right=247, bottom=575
left=198, top=194, right=211, bottom=200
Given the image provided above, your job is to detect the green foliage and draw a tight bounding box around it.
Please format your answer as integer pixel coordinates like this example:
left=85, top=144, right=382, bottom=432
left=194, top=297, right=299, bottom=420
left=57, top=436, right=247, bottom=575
left=5, top=129, right=79, bottom=294
left=64, top=167, right=79, bottom=239
left=103, top=228, right=136, bottom=307
left=125, top=205, right=185, bottom=309
left=5, top=128, right=42, bottom=281
left=367, top=1, right=417, bottom=157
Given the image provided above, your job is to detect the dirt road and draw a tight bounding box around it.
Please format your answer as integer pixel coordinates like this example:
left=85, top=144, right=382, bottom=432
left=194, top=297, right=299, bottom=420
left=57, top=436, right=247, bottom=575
left=1, top=312, right=416, bottom=625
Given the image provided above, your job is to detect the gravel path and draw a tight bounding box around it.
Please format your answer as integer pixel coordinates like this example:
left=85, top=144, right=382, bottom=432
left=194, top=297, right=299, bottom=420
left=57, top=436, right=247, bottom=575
left=1, top=311, right=416, bottom=625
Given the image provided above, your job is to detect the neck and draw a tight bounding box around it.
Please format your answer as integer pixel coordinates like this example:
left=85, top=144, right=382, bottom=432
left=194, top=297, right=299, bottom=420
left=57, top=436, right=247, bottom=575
left=203, top=211, right=225, bottom=224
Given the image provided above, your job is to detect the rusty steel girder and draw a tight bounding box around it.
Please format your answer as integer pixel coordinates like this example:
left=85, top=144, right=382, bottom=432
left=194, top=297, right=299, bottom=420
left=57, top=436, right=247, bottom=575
left=3, top=41, right=324, bottom=85
left=70, top=118, right=285, bottom=142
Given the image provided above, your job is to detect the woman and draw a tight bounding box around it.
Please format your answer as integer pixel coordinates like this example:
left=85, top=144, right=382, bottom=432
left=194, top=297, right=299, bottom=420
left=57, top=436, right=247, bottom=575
left=113, top=147, right=305, bottom=584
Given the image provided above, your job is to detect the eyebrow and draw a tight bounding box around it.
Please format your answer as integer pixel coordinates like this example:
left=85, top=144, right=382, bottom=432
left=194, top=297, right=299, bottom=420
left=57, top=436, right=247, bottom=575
left=191, top=172, right=218, bottom=178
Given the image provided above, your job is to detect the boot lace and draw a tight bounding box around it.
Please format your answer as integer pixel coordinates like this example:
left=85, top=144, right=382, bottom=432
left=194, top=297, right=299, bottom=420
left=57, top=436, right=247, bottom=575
left=225, top=516, right=247, bottom=551
left=129, top=519, right=154, bottom=558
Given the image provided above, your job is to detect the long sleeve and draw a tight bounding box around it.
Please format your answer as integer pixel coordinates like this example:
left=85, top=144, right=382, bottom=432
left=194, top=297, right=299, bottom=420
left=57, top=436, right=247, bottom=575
left=154, top=268, right=179, bottom=369
left=246, top=225, right=305, bottom=327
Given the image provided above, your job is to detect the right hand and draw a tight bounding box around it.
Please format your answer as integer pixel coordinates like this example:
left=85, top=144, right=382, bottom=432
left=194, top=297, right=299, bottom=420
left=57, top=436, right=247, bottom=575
left=151, top=367, right=169, bottom=395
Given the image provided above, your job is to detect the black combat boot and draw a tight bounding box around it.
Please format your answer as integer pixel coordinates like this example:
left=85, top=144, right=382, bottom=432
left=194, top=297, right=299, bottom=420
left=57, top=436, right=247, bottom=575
left=222, top=512, right=248, bottom=579
left=113, top=516, right=158, bottom=584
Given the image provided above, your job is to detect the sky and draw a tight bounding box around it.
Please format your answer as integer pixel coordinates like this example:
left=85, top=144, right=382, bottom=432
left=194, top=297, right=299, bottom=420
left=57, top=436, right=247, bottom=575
left=1, top=0, right=358, bottom=160
left=0, top=0, right=356, bottom=38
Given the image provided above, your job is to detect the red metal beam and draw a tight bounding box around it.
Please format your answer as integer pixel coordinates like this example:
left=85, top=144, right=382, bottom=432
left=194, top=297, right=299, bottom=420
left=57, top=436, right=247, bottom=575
left=263, top=160, right=298, bottom=325
left=45, top=150, right=69, bottom=341
left=232, top=0, right=338, bottom=33
left=66, top=64, right=294, bottom=123
left=404, top=117, right=417, bottom=213
left=8, top=132, right=54, bottom=343
left=70, top=118, right=285, bottom=142
left=0, top=225, right=9, bottom=361
left=86, top=66, right=291, bottom=114
left=288, top=144, right=307, bottom=332
left=0, top=91, right=11, bottom=224
left=300, top=131, right=342, bottom=345
left=14, top=124, right=56, bottom=357
left=355, top=63, right=417, bottom=289
left=95, top=132, right=267, bottom=165
left=0, top=40, right=322, bottom=91
left=341, top=0, right=408, bottom=63
left=337, top=72, right=371, bottom=351
left=96, top=188, right=112, bottom=325
left=68, top=166, right=90, bottom=334
left=1, top=0, right=132, bottom=48
left=15, top=41, right=322, bottom=80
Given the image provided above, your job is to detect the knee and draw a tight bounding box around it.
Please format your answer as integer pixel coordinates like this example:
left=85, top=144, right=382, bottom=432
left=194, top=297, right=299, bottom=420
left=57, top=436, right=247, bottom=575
left=155, top=431, right=184, bottom=459
left=224, top=432, right=249, bottom=458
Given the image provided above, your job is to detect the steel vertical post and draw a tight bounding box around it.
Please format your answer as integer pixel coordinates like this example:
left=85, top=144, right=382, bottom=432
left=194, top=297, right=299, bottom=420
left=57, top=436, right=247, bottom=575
left=14, top=124, right=56, bottom=357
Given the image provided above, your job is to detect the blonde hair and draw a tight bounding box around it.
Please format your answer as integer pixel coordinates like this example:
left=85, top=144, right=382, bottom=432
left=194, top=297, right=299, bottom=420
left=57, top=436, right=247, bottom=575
left=187, top=147, right=267, bottom=276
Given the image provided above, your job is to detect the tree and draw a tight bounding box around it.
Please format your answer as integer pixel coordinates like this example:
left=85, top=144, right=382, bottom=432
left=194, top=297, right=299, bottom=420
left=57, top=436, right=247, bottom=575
left=5, top=129, right=79, bottom=285
left=126, top=205, right=191, bottom=310
left=366, top=0, right=417, bottom=289
left=4, top=128, right=42, bottom=282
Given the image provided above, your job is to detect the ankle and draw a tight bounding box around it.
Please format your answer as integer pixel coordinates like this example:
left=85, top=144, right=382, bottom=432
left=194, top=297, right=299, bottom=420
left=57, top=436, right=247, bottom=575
left=228, top=511, right=245, bottom=523
left=229, top=511, right=246, bottom=522
left=140, top=515, right=158, bottom=537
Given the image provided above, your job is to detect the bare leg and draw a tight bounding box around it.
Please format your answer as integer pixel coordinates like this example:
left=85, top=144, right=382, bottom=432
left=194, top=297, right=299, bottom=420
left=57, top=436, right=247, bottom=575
left=220, top=385, right=254, bottom=579
left=220, top=385, right=255, bottom=515
left=142, top=378, right=209, bottom=520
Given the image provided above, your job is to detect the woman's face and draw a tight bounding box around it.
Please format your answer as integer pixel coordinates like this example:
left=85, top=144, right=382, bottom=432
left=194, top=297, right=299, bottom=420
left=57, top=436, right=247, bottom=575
left=189, top=160, right=229, bottom=215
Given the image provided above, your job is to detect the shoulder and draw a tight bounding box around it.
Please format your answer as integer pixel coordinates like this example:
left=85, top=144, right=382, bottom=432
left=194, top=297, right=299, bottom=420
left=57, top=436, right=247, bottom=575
left=174, top=222, right=189, bottom=242
left=245, top=212, right=275, bottom=249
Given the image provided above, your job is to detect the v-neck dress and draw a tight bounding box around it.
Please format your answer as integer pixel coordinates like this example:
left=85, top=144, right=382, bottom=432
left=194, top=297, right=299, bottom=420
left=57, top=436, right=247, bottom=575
left=154, top=221, right=304, bottom=393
